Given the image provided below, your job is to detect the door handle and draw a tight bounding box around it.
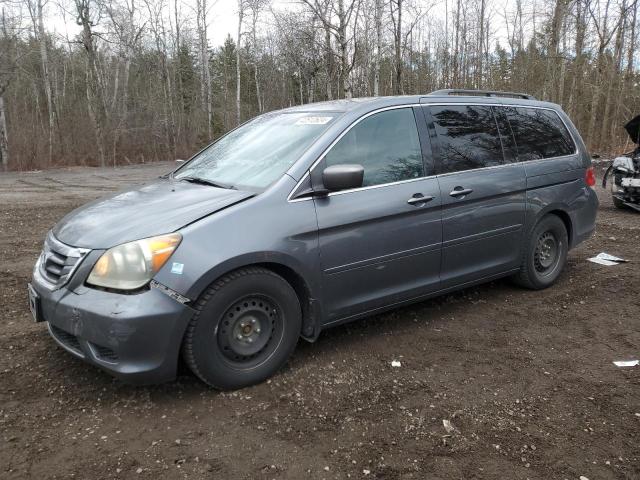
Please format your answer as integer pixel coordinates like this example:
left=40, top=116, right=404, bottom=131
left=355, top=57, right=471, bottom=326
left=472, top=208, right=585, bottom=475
left=449, top=187, right=473, bottom=198
left=407, top=194, right=434, bottom=205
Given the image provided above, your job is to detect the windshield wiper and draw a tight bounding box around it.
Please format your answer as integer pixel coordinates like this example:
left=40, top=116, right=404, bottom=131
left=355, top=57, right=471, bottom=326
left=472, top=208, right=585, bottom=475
left=178, top=176, right=236, bottom=190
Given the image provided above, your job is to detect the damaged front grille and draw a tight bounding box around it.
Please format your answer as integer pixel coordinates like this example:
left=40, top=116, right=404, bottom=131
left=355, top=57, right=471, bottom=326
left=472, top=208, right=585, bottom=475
left=38, top=232, right=89, bottom=289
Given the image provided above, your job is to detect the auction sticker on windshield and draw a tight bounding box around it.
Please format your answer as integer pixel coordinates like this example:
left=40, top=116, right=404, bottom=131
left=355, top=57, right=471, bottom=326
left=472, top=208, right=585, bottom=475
left=295, top=116, right=333, bottom=125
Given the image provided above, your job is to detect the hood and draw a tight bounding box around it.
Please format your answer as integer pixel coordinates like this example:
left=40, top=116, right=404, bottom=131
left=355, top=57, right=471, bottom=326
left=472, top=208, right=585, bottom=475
left=53, top=179, right=254, bottom=248
left=624, top=114, right=640, bottom=144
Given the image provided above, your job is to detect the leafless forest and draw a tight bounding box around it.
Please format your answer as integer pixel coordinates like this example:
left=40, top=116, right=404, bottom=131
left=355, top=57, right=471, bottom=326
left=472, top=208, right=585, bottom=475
left=0, top=0, right=638, bottom=171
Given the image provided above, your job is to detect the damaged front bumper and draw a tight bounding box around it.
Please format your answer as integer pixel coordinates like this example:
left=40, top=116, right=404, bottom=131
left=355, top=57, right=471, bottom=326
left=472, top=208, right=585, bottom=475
left=612, top=194, right=640, bottom=212
left=31, top=275, right=195, bottom=384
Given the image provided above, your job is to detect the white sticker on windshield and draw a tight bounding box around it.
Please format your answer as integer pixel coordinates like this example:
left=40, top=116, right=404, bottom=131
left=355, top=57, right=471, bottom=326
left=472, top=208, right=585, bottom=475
left=295, top=116, right=333, bottom=125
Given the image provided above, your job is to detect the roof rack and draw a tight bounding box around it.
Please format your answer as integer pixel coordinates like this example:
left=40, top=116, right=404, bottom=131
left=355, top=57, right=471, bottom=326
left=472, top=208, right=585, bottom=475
left=428, top=89, right=536, bottom=100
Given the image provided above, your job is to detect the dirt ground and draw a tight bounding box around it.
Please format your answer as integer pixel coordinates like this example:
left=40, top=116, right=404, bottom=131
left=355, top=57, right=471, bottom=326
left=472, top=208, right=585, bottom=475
left=1, top=162, right=638, bottom=480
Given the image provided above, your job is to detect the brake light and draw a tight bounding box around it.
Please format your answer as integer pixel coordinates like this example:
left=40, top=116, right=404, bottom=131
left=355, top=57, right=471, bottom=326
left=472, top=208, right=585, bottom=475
left=585, top=166, right=596, bottom=187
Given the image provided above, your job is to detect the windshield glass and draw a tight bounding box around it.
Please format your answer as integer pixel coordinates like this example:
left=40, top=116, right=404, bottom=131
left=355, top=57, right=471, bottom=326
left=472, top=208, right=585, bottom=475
left=174, top=112, right=339, bottom=189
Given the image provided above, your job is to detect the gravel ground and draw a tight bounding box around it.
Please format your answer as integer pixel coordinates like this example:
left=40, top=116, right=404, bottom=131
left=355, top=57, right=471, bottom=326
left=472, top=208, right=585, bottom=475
left=0, top=162, right=639, bottom=480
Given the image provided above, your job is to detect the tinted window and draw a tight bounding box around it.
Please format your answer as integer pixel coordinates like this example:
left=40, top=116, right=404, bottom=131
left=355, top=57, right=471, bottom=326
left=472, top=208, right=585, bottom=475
left=504, top=107, right=575, bottom=161
left=429, top=105, right=504, bottom=173
left=324, top=108, right=424, bottom=187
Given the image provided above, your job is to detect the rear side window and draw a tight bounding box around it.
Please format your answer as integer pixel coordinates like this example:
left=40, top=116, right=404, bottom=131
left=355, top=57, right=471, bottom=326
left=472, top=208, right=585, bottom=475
left=504, top=107, right=575, bottom=161
left=324, top=108, right=424, bottom=187
left=429, top=105, right=504, bottom=174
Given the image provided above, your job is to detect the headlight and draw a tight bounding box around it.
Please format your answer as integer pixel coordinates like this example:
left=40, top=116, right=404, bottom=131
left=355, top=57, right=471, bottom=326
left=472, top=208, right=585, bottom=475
left=87, top=233, right=181, bottom=290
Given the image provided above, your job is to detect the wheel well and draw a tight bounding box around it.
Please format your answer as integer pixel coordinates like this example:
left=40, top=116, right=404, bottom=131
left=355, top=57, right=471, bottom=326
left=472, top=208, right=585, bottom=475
left=254, top=262, right=316, bottom=339
left=547, top=209, right=573, bottom=246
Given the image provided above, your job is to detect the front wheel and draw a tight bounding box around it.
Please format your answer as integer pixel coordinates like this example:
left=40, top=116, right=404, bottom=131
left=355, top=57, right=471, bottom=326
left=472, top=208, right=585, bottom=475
left=512, top=215, right=568, bottom=290
left=612, top=195, right=626, bottom=209
left=182, top=267, right=302, bottom=389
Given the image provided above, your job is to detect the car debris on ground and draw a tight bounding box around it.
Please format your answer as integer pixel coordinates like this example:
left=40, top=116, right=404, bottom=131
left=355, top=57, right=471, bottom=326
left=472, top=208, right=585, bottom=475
left=613, top=360, right=639, bottom=367
left=587, top=252, right=628, bottom=266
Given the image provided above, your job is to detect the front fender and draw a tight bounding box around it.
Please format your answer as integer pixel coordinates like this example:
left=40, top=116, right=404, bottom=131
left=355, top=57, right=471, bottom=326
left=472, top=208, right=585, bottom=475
left=151, top=175, right=323, bottom=326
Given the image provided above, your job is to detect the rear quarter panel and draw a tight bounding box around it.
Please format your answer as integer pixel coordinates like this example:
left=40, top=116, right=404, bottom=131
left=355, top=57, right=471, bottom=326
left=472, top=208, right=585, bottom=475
left=523, top=108, right=598, bottom=248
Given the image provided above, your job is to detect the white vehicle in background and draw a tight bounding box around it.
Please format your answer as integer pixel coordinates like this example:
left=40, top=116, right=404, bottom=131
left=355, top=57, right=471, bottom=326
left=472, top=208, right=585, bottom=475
left=603, top=114, right=640, bottom=211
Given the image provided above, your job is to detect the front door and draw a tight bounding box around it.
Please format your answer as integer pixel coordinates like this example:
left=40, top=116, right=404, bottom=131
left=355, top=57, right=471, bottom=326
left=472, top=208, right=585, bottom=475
left=424, top=104, right=526, bottom=288
left=313, top=107, right=442, bottom=323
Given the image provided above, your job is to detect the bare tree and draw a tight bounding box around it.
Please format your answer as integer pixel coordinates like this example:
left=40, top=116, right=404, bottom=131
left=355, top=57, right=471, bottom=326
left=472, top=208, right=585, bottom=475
left=2, top=0, right=640, bottom=169
left=25, top=0, right=59, bottom=164
left=0, top=8, right=21, bottom=171
left=107, top=0, right=145, bottom=162
left=300, top=0, right=362, bottom=98
left=372, top=0, right=382, bottom=95
left=247, top=0, right=269, bottom=112
left=389, top=0, right=426, bottom=94
left=236, top=0, right=247, bottom=125
left=75, top=0, right=110, bottom=166
left=195, top=0, right=213, bottom=138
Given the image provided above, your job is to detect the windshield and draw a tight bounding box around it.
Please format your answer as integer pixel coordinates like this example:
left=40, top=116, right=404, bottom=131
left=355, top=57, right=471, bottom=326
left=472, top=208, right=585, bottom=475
left=174, top=112, right=339, bottom=190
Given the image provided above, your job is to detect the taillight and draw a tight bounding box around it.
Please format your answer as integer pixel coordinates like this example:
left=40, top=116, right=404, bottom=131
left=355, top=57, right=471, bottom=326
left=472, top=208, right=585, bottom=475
left=585, top=166, right=596, bottom=187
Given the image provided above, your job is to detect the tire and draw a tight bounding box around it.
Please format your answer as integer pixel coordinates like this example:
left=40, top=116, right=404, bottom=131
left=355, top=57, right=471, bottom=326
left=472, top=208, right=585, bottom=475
left=612, top=195, right=626, bottom=209
left=182, top=267, right=301, bottom=390
left=512, top=215, right=568, bottom=290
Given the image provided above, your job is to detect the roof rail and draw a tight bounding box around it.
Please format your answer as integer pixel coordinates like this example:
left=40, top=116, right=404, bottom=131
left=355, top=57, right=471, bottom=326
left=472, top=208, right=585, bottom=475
left=428, top=89, right=536, bottom=100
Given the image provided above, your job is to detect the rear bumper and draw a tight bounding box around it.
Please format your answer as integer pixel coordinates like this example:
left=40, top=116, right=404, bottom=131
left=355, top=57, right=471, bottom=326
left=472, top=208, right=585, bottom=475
left=32, top=278, right=195, bottom=384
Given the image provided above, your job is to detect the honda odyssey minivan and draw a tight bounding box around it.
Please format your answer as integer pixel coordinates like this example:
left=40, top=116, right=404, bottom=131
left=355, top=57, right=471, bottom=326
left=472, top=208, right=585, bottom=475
left=28, top=90, right=598, bottom=389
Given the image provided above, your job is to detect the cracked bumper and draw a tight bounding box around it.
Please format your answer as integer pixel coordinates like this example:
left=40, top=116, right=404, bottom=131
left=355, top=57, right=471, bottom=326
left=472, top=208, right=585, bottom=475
left=31, top=278, right=195, bottom=384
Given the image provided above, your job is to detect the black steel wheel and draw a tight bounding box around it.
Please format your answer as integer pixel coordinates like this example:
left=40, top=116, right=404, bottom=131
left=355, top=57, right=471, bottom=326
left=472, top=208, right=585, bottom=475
left=512, top=215, right=568, bottom=290
left=217, top=295, right=282, bottom=367
left=182, top=267, right=301, bottom=389
left=533, top=231, right=560, bottom=276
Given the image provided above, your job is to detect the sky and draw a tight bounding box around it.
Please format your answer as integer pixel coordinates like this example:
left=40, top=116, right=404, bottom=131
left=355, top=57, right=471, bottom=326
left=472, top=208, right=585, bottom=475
left=46, top=0, right=285, bottom=47
left=41, top=0, right=525, bottom=53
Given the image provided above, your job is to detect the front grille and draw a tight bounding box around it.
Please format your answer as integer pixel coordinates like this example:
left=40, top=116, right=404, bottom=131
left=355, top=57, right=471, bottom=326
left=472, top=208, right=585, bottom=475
left=49, top=324, right=83, bottom=355
left=38, top=232, right=89, bottom=288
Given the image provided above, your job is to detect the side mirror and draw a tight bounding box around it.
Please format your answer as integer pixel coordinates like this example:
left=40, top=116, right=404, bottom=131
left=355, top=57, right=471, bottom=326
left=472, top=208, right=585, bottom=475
left=322, top=164, right=364, bottom=192
left=176, top=159, right=186, bottom=166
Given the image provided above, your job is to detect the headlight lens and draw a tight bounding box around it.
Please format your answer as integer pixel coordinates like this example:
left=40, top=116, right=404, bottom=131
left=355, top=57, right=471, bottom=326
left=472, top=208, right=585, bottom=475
left=87, top=233, right=181, bottom=290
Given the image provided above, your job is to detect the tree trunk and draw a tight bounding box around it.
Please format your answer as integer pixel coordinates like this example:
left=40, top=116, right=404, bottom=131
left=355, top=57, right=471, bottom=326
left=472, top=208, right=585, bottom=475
left=76, top=0, right=108, bottom=167
left=0, top=93, right=8, bottom=171
left=197, top=0, right=212, bottom=138
left=252, top=15, right=262, bottom=113
left=236, top=1, right=243, bottom=125
left=452, top=0, right=461, bottom=86
left=544, top=0, right=565, bottom=102
left=567, top=0, right=585, bottom=121
left=600, top=8, right=625, bottom=151
left=33, top=0, right=60, bottom=166
left=373, top=0, right=382, bottom=96
left=477, top=0, right=485, bottom=88
left=392, top=0, right=403, bottom=95
left=324, top=24, right=333, bottom=100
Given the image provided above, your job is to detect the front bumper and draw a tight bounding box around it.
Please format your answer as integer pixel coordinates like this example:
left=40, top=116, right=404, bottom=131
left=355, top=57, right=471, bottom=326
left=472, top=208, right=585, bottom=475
left=32, top=277, right=195, bottom=384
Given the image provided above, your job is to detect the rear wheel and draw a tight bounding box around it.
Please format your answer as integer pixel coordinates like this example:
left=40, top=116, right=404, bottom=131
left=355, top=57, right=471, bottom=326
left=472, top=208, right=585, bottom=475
left=182, top=267, right=301, bottom=389
left=512, top=215, right=568, bottom=290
